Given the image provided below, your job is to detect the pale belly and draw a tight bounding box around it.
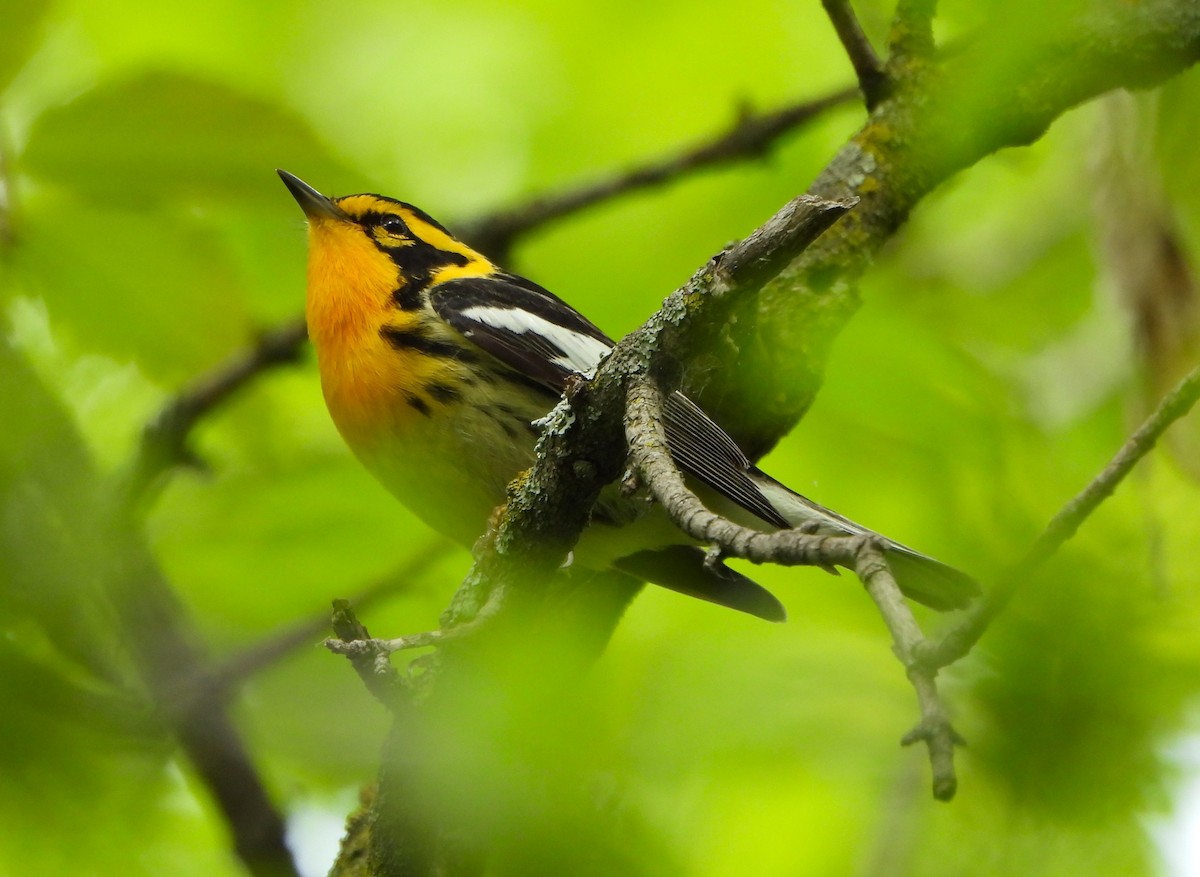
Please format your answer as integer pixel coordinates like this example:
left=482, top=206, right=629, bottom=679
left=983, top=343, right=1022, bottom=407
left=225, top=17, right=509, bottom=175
left=327, top=362, right=741, bottom=569
left=350, top=401, right=541, bottom=549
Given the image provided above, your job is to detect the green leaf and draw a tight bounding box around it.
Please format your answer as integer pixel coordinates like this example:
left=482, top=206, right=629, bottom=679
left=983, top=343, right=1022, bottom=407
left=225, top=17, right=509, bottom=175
left=22, top=70, right=348, bottom=207
left=10, top=205, right=248, bottom=379
left=0, top=334, right=127, bottom=684
left=0, top=0, right=51, bottom=94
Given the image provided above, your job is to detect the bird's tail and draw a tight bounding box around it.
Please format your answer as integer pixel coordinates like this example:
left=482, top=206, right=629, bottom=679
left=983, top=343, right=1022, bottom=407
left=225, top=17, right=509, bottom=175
left=751, top=471, right=978, bottom=611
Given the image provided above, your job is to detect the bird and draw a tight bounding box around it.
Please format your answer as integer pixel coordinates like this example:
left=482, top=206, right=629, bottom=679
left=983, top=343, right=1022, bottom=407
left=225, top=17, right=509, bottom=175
left=278, top=169, right=977, bottom=622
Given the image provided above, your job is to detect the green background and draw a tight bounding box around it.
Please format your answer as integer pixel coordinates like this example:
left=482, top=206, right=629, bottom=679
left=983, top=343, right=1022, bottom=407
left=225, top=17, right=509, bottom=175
left=2, top=1, right=1199, bottom=875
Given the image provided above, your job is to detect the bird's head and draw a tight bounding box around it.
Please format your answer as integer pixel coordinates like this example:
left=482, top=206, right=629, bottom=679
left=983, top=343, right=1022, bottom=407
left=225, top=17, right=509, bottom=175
left=277, top=169, right=494, bottom=344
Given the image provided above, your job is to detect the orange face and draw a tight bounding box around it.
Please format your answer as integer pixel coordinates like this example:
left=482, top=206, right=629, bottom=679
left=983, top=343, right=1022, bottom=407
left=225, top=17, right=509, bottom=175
left=303, top=210, right=404, bottom=445
left=295, top=190, right=495, bottom=449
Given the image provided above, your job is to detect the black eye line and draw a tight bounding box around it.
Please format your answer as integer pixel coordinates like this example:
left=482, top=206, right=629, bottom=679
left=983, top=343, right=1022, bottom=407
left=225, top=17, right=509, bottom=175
left=357, top=210, right=410, bottom=236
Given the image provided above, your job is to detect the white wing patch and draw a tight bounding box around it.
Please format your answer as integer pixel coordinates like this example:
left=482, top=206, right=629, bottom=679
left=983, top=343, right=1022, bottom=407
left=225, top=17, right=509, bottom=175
left=459, top=305, right=613, bottom=374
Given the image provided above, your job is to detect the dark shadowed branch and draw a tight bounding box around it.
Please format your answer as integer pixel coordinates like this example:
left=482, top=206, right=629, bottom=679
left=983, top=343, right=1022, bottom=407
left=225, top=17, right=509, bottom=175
left=460, top=88, right=858, bottom=260
left=822, top=0, right=890, bottom=108
left=102, top=522, right=300, bottom=877
left=125, top=317, right=308, bottom=504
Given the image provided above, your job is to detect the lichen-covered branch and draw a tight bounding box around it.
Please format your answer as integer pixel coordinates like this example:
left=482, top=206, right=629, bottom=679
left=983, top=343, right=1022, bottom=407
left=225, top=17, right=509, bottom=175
left=888, top=0, right=937, bottom=63
left=437, top=195, right=854, bottom=632
left=703, top=0, right=1200, bottom=460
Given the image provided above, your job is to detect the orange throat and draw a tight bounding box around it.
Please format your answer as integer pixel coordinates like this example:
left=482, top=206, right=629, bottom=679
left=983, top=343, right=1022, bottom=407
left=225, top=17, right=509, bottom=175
left=305, top=217, right=405, bottom=446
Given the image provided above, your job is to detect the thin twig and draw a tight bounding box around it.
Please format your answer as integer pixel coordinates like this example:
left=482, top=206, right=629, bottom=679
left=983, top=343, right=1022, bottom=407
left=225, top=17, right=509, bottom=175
left=821, top=0, right=891, bottom=108
left=461, top=88, right=858, bottom=259
left=209, top=541, right=451, bottom=690
left=924, top=362, right=1200, bottom=669
left=327, top=600, right=405, bottom=708
left=856, top=545, right=961, bottom=800
left=125, top=317, right=308, bottom=504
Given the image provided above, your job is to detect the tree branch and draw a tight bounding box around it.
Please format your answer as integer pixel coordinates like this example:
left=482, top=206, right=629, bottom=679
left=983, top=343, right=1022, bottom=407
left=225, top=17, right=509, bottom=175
left=103, top=521, right=300, bottom=877
left=855, top=546, right=961, bottom=800
left=822, top=0, right=890, bottom=108
left=126, top=3, right=1200, bottom=516
left=698, top=0, right=1200, bottom=461
left=327, top=600, right=406, bottom=708
left=923, top=362, right=1200, bottom=669
left=330, top=6, right=1200, bottom=867
left=124, top=317, right=308, bottom=505
left=409, top=0, right=1200, bottom=806
left=887, top=0, right=938, bottom=63
left=346, top=193, right=851, bottom=876
left=623, top=372, right=866, bottom=569
left=625, top=373, right=961, bottom=798
left=460, top=88, right=858, bottom=260
left=437, top=194, right=854, bottom=632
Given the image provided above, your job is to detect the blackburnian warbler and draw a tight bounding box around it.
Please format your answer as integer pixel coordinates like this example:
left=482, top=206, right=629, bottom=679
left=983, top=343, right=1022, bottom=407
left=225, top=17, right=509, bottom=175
left=279, top=170, right=977, bottom=621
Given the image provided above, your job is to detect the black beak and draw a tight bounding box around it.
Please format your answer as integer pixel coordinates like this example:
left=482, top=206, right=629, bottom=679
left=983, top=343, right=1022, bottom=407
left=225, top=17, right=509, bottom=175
left=277, top=169, right=346, bottom=220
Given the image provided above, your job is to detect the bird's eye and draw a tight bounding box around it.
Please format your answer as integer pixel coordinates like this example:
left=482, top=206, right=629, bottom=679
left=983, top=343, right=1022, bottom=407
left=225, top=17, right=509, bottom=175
left=379, top=216, right=407, bottom=236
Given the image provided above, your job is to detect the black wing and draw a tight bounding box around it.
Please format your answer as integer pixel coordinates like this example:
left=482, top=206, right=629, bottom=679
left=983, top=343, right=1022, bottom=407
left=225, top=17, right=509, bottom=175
left=429, top=274, right=614, bottom=394
left=615, top=546, right=785, bottom=621
left=429, top=273, right=788, bottom=529
left=661, top=393, right=789, bottom=527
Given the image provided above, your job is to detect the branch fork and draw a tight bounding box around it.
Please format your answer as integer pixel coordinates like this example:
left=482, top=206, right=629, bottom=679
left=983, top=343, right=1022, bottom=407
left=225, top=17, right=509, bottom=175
left=626, top=371, right=964, bottom=798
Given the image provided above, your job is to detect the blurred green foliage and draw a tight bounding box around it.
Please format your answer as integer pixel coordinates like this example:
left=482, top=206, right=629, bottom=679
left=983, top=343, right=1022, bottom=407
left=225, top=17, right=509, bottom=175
left=2, top=1, right=1199, bottom=876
